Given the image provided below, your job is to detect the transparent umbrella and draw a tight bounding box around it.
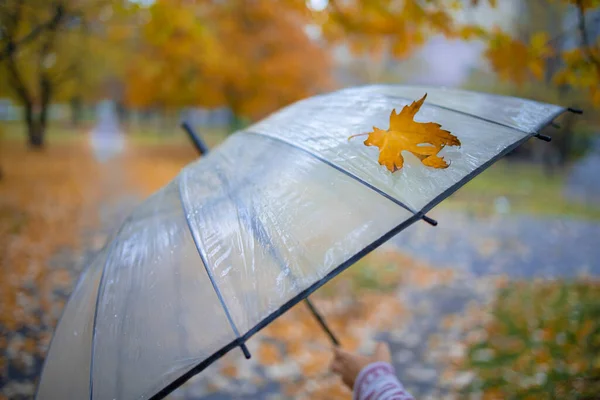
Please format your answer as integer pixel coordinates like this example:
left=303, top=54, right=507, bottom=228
left=36, top=85, right=576, bottom=400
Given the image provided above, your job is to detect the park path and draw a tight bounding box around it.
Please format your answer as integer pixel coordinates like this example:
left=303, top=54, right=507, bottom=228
left=393, top=210, right=600, bottom=279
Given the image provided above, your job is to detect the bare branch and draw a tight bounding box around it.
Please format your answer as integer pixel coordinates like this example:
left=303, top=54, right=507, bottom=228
left=5, top=53, right=32, bottom=106
left=51, top=63, right=79, bottom=86
left=0, top=4, right=64, bottom=63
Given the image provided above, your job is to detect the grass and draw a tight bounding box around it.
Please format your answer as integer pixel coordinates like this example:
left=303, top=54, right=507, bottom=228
left=0, top=121, right=231, bottom=149
left=0, top=121, right=89, bottom=145
left=125, top=124, right=230, bottom=149
left=459, top=280, right=600, bottom=399
left=441, top=160, right=600, bottom=221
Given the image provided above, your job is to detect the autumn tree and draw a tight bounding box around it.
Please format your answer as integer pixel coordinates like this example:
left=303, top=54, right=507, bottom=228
left=0, top=1, right=68, bottom=147
left=0, top=4, right=64, bottom=63
left=125, top=0, right=331, bottom=128
left=0, top=0, right=126, bottom=147
left=314, top=0, right=599, bottom=107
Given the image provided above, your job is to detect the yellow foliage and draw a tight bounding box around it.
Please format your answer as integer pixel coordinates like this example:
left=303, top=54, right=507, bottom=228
left=528, top=32, right=554, bottom=80
left=321, top=0, right=461, bottom=60
left=485, top=30, right=556, bottom=83
left=554, top=48, right=600, bottom=106
left=458, top=25, right=488, bottom=40
left=485, top=32, right=532, bottom=84
left=0, top=0, right=130, bottom=104
left=320, top=0, right=600, bottom=107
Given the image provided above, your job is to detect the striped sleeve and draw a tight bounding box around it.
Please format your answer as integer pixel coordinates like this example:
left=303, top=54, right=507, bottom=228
left=353, top=362, right=414, bottom=400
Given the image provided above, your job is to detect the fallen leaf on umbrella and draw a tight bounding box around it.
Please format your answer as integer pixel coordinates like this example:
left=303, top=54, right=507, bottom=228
left=349, top=94, right=460, bottom=172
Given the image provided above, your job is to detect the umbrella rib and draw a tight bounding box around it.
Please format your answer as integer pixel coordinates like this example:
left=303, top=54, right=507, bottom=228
left=88, top=217, right=131, bottom=400
left=242, top=131, right=437, bottom=225
left=382, top=93, right=561, bottom=135
left=180, top=122, right=342, bottom=347
left=149, top=212, right=424, bottom=400
left=176, top=172, right=251, bottom=359
left=419, top=109, right=567, bottom=215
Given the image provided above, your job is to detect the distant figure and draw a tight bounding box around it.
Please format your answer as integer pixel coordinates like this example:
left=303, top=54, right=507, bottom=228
left=566, top=136, right=600, bottom=204
left=331, top=342, right=414, bottom=400
left=90, top=100, right=124, bottom=163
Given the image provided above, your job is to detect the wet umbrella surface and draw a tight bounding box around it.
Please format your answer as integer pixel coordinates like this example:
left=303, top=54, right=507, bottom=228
left=36, top=85, right=571, bottom=400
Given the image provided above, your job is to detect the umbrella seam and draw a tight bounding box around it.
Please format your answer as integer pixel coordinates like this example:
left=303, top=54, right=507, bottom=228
left=88, top=218, right=130, bottom=400
left=242, top=130, right=419, bottom=215
left=175, top=171, right=243, bottom=339
left=381, top=93, right=565, bottom=135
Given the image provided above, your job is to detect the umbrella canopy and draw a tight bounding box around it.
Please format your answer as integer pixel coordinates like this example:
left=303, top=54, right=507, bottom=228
left=36, top=85, right=568, bottom=400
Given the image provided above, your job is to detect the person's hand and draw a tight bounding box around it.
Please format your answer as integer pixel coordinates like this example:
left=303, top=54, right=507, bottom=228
left=330, top=342, right=392, bottom=389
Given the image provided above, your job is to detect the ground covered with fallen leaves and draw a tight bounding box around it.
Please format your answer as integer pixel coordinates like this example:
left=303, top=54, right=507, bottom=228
left=0, top=133, right=197, bottom=399
left=1, top=130, right=599, bottom=400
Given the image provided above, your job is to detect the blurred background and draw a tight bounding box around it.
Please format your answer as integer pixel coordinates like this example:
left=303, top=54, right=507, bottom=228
left=1, top=0, right=599, bottom=399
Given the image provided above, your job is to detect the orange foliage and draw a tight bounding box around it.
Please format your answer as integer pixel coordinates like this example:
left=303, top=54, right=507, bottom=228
left=125, top=0, right=331, bottom=120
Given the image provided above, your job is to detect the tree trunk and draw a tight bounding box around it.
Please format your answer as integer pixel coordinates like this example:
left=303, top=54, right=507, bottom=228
left=24, top=102, right=47, bottom=149
left=228, top=113, right=244, bottom=133
left=555, top=111, right=577, bottom=165
left=27, top=122, right=45, bottom=148
left=70, top=96, right=83, bottom=127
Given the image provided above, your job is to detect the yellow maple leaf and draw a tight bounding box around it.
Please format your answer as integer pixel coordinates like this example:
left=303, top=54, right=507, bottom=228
left=350, top=94, right=460, bottom=172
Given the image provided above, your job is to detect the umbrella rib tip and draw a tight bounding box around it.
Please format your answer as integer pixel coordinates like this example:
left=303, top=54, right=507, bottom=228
left=567, top=107, right=583, bottom=114
left=534, top=133, right=552, bottom=142
left=421, top=214, right=438, bottom=226
left=240, top=343, right=252, bottom=359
